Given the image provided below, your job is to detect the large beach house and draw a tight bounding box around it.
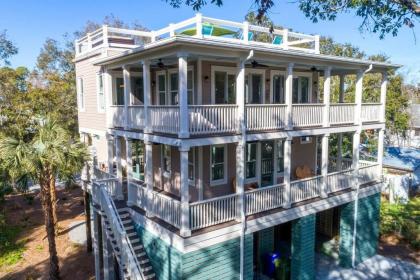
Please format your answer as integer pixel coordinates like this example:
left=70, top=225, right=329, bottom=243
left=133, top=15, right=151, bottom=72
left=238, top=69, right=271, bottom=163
left=76, top=14, right=398, bottom=280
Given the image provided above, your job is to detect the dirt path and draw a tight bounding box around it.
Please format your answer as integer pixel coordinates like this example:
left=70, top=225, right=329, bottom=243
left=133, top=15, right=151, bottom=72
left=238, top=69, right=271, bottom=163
left=0, top=187, right=94, bottom=280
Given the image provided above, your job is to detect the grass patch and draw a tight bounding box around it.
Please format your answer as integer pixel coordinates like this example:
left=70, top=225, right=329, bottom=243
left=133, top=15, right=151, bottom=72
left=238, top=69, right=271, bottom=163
left=380, top=196, right=420, bottom=250
left=0, top=213, right=26, bottom=267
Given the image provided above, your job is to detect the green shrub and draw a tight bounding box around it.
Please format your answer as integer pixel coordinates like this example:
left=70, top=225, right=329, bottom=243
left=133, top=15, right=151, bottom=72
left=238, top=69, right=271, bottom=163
left=380, top=197, right=420, bottom=250
left=0, top=213, right=25, bottom=267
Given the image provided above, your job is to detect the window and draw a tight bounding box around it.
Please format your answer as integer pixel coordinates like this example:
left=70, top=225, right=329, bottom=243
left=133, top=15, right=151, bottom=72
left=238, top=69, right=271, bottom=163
left=210, top=145, right=226, bottom=184
left=188, top=149, right=195, bottom=183
left=77, top=77, right=85, bottom=110
left=246, top=143, right=257, bottom=179
left=301, top=136, right=312, bottom=144
left=272, top=74, right=285, bottom=103
left=213, top=68, right=236, bottom=104
left=132, top=140, right=145, bottom=181
left=245, top=73, right=263, bottom=104
left=131, top=76, right=144, bottom=105
left=162, top=145, right=171, bottom=175
left=96, top=73, right=105, bottom=112
left=157, top=73, right=166, bottom=105
left=276, top=140, right=284, bottom=173
left=114, top=77, right=125, bottom=105
left=169, top=72, right=178, bottom=105
left=292, top=75, right=311, bottom=104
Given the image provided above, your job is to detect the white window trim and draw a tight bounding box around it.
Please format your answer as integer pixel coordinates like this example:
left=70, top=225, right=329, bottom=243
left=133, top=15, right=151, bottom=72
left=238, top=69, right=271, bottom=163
left=155, top=67, right=194, bottom=105
left=270, top=70, right=313, bottom=104
left=128, top=72, right=143, bottom=106
left=270, top=70, right=285, bottom=104
left=211, top=65, right=237, bottom=104
left=96, top=72, right=105, bottom=113
left=210, top=144, right=228, bottom=186
left=77, top=77, right=85, bottom=112
left=245, top=68, right=266, bottom=104
left=274, top=139, right=285, bottom=178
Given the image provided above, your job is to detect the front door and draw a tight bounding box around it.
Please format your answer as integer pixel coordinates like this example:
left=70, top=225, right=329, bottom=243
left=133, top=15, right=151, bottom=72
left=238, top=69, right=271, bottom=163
left=261, top=141, right=274, bottom=187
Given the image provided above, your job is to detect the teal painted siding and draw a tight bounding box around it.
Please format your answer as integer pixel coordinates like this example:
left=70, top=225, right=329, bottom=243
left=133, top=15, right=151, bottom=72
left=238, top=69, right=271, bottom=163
left=134, top=225, right=182, bottom=280
left=134, top=224, right=253, bottom=280
left=291, top=214, right=316, bottom=280
left=339, top=193, right=381, bottom=268
left=258, top=227, right=274, bottom=262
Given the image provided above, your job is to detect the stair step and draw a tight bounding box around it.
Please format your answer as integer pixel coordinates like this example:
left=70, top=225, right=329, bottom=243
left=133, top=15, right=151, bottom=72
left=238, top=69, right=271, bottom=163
left=122, top=219, right=132, bottom=224
left=127, top=232, right=137, bottom=238
left=125, top=225, right=134, bottom=231
left=144, top=273, right=156, bottom=280
left=119, top=213, right=130, bottom=219
left=143, top=266, right=153, bottom=272
left=117, top=208, right=129, bottom=213
left=136, top=251, right=146, bottom=258
left=132, top=244, right=143, bottom=250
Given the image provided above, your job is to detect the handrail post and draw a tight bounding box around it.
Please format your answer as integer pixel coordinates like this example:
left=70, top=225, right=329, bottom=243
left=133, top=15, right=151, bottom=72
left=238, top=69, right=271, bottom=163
left=145, top=140, right=154, bottom=218
left=283, top=29, right=289, bottom=50
left=178, top=53, right=190, bottom=138
left=321, top=133, right=330, bottom=197
left=87, top=32, right=92, bottom=51
left=314, top=35, right=320, bottom=53
left=196, top=13, right=203, bottom=38
left=323, top=66, right=332, bottom=127
left=169, top=23, right=175, bottom=37
left=380, top=72, right=388, bottom=123
left=285, top=63, right=294, bottom=130
left=123, top=65, right=131, bottom=130
left=103, top=25, right=109, bottom=48
left=243, top=21, right=249, bottom=44
left=142, top=60, right=151, bottom=133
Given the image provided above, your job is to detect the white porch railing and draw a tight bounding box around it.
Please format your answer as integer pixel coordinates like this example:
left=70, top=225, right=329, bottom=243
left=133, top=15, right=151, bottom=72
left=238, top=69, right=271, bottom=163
left=290, top=175, right=322, bottom=203
left=110, top=105, right=125, bottom=128
left=329, top=104, right=356, bottom=125
left=245, top=183, right=285, bottom=215
left=328, top=157, right=353, bottom=172
left=327, top=169, right=353, bottom=193
left=358, top=163, right=381, bottom=184
left=292, top=104, right=324, bottom=127
left=151, top=191, right=181, bottom=228
left=246, top=104, right=287, bottom=131
left=128, top=182, right=147, bottom=209
left=149, top=105, right=180, bottom=134
left=189, top=193, right=238, bottom=230
left=94, top=167, right=116, bottom=180
left=361, top=103, right=381, bottom=122
left=128, top=106, right=145, bottom=130
left=76, top=14, right=320, bottom=57
left=189, top=105, right=238, bottom=134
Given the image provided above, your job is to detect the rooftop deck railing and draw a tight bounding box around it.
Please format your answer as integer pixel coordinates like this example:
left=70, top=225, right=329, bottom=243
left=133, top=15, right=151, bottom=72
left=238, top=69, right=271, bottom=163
left=75, top=14, right=320, bottom=57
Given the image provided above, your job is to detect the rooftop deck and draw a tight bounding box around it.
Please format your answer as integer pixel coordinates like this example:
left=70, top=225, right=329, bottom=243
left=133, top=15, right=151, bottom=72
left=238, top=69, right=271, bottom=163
left=75, top=14, right=320, bottom=58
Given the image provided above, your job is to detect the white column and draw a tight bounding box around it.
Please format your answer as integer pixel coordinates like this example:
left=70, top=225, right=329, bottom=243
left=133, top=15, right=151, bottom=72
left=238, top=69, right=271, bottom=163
left=323, top=67, right=332, bottom=127
left=104, top=68, right=113, bottom=128
left=145, top=141, right=154, bottom=217
left=123, top=65, right=131, bottom=129
left=142, top=60, right=151, bottom=133
left=236, top=59, right=246, bottom=134
left=354, top=70, right=364, bottom=125
left=285, top=63, right=294, bottom=130
left=377, top=128, right=385, bottom=168
left=352, top=131, right=361, bottom=190
left=115, top=136, right=124, bottom=200
left=198, top=146, right=204, bottom=201
left=283, top=137, right=292, bottom=208
left=195, top=13, right=203, bottom=38
left=243, top=21, right=249, bottom=43
left=178, top=54, right=190, bottom=138
left=339, top=74, right=345, bottom=103
left=321, top=134, right=330, bottom=198
left=106, top=134, right=114, bottom=174
left=380, top=72, right=388, bottom=123
left=337, top=133, right=343, bottom=171
left=179, top=146, right=191, bottom=237
left=236, top=142, right=245, bottom=222
left=126, top=137, right=134, bottom=206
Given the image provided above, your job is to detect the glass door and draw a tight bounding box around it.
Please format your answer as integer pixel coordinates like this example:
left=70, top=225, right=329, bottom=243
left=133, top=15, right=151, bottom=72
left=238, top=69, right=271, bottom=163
left=261, top=141, right=274, bottom=187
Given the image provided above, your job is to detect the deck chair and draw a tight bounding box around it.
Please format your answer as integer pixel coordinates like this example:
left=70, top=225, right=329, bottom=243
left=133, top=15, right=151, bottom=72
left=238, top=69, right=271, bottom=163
left=272, top=35, right=283, bottom=45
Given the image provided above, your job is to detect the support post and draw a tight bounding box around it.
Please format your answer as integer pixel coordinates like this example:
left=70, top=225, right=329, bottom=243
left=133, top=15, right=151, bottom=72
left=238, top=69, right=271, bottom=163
left=243, top=21, right=249, bottom=43
left=145, top=141, right=154, bottom=217
left=321, top=134, right=330, bottom=197
left=178, top=54, right=190, bottom=138
left=84, top=190, right=92, bottom=252
left=285, top=63, right=294, bottom=130
left=123, top=65, right=131, bottom=129
left=126, top=137, right=134, bottom=206
left=354, top=70, right=364, bottom=125
left=115, top=136, right=124, bottom=200
left=93, top=212, right=102, bottom=280
left=337, top=133, right=343, bottom=171
left=104, top=68, right=113, bottom=128
left=198, top=146, right=204, bottom=201
left=106, top=134, right=114, bottom=174
left=323, top=67, right=332, bottom=127
left=380, top=72, right=388, bottom=123
left=195, top=13, right=203, bottom=38
left=283, top=136, right=292, bottom=208
left=142, top=60, right=151, bottom=133
left=236, top=59, right=246, bottom=134
left=352, top=131, right=361, bottom=190
left=377, top=128, right=385, bottom=172
left=339, top=74, right=345, bottom=103
left=236, top=142, right=245, bottom=221
left=179, top=146, right=191, bottom=237
left=102, top=219, right=115, bottom=280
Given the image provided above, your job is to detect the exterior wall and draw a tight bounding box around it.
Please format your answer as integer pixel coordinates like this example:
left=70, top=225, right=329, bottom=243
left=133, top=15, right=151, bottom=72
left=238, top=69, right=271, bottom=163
left=134, top=223, right=253, bottom=280
left=258, top=227, right=275, bottom=270
left=291, top=214, right=316, bottom=280
left=75, top=56, right=106, bottom=131
left=291, top=136, right=317, bottom=179
left=339, top=193, right=380, bottom=268
left=92, top=135, right=109, bottom=166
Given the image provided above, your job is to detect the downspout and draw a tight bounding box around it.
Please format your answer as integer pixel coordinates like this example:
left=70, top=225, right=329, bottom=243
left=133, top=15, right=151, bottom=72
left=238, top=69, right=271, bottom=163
left=240, top=49, right=254, bottom=280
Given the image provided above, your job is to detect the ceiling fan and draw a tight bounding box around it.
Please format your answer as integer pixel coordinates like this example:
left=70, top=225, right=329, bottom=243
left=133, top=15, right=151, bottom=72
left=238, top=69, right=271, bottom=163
left=249, top=60, right=269, bottom=68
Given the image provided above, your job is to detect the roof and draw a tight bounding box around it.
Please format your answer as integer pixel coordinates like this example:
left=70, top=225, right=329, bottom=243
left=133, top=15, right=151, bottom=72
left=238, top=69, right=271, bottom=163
left=383, top=146, right=420, bottom=172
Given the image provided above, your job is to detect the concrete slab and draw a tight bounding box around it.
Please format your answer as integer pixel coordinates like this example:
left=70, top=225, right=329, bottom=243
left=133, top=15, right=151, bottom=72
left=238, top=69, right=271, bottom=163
left=68, top=221, right=87, bottom=245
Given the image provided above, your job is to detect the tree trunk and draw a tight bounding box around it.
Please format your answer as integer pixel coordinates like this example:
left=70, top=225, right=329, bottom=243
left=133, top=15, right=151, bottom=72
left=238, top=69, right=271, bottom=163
left=40, top=172, right=60, bottom=280
left=84, top=187, right=92, bottom=252
left=50, top=176, right=58, bottom=234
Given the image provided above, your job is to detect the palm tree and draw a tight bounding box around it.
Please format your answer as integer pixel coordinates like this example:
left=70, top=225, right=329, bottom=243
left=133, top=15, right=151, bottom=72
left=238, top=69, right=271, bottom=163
left=0, top=118, right=88, bottom=280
